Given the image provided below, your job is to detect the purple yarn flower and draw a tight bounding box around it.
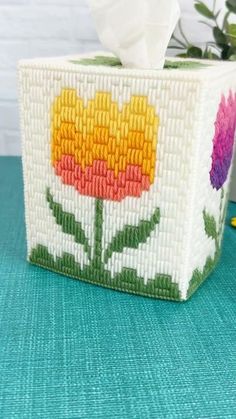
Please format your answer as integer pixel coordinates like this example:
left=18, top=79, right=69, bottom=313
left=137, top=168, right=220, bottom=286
left=210, top=91, right=236, bottom=190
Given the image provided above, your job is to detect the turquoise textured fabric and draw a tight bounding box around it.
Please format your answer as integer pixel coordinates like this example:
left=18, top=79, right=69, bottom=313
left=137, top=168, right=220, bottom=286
left=0, top=156, right=236, bottom=418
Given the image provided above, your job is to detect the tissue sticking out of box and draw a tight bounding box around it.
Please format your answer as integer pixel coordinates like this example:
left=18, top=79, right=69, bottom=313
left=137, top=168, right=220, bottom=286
left=88, top=0, right=180, bottom=69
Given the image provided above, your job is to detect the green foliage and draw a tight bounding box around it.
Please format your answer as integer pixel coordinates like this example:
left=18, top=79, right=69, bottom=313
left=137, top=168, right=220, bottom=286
left=213, top=27, right=227, bottom=46
left=93, top=199, right=104, bottom=268
left=71, top=55, right=208, bottom=70
left=187, top=46, right=203, bottom=58
left=187, top=251, right=220, bottom=298
left=226, top=0, right=236, bottom=13
left=103, top=208, right=160, bottom=263
left=70, top=55, right=122, bottom=67
left=227, top=23, right=236, bottom=46
left=170, top=0, right=236, bottom=61
left=194, top=2, right=215, bottom=19
left=188, top=190, right=228, bottom=298
left=203, top=209, right=218, bottom=241
left=46, top=188, right=92, bottom=259
left=164, top=59, right=208, bottom=69
left=29, top=244, right=181, bottom=301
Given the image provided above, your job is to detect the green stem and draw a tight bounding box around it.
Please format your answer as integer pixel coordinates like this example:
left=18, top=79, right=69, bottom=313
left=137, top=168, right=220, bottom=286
left=223, top=11, right=230, bottom=31
left=216, top=188, right=225, bottom=252
left=178, top=20, right=190, bottom=47
left=93, top=198, right=104, bottom=268
left=171, top=35, right=187, bottom=49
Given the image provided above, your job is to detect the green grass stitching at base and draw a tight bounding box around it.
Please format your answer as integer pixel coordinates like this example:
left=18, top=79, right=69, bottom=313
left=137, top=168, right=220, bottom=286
left=29, top=244, right=181, bottom=301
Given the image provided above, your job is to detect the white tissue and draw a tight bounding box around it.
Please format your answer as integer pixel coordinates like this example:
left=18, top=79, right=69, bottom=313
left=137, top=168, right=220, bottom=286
left=88, top=0, right=180, bottom=69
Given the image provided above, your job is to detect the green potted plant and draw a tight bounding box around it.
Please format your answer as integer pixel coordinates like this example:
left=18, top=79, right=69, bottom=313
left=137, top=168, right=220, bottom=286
left=170, top=0, right=236, bottom=61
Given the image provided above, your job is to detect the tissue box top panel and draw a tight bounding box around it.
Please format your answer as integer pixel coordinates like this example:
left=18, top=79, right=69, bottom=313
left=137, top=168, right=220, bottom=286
left=19, top=53, right=236, bottom=301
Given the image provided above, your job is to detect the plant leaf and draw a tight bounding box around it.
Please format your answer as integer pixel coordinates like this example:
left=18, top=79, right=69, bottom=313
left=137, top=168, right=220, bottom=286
left=168, top=45, right=186, bottom=50
left=213, top=27, right=227, bottom=46
left=104, top=207, right=160, bottom=263
left=46, top=188, right=92, bottom=259
left=203, top=48, right=219, bottom=59
left=194, top=2, right=215, bottom=19
left=226, top=0, right=236, bottom=13
left=187, top=46, right=203, bottom=58
left=203, top=210, right=218, bottom=240
left=223, top=11, right=231, bottom=31
left=229, top=53, right=236, bottom=60
left=164, top=59, right=208, bottom=69
left=227, top=23, right=236, bottom=46
left=177, top=53, right=188, bottom=58
left=199, top=20, right=214, bottom=29
left=221, top=44, right=231, bottom=59
left=70, top=55, right=122, bottom=67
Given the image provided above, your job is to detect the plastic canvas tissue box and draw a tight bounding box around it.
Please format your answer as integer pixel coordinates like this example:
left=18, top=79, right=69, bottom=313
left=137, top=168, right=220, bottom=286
left=18, top=52, right=236, bottom=301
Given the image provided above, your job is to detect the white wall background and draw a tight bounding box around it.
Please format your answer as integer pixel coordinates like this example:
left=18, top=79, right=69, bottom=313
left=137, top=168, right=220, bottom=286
left=1, top=0, right=236, bottom=201
left=0, top=0, right=227, bottom=155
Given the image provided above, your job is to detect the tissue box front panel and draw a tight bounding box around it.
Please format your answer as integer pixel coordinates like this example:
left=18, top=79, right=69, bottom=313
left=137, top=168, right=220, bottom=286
left=19, top=56, right=236, bottom=301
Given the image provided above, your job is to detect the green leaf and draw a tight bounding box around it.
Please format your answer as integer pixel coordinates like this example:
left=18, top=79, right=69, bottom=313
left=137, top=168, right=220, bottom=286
left=220, top=44, right=236, bottom=59
left=194, top=2, right=215, bottom=19
left=103, top=207, right=160, bottom=263
left=177, top=53, right=188, bottom=58
left=187, top=251, right=220, bottom=298
left=70, top=55, right=122, bottom=67
left=203, top=48, right=219, bottom=59
left=215, top=9, right=221, bottom=19
left=210, top=52, right=220, bottom=60
left=164, top=59, right=208, bottom=69
left=46, top=188, right=92, bottom=259
left=203, top=210, right=218, bottom=240
left=187, top=46, right=203, bottom=58
left=223, top=11, right=231, bottom=30
left=168, top=45, right=186, bottom=50
left=213, top=26, right=227, bottom=46
left=227, top=23, right=236, bottom=46
left=229, top=53, right=236, bottom=60
left=221, top=44, right=231, bottom=59
left=226, top=0, right=236, bottom=13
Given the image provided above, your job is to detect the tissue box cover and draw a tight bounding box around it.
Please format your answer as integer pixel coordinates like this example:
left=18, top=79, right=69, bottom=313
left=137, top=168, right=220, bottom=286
left=19, top=53, right=236, bottom=301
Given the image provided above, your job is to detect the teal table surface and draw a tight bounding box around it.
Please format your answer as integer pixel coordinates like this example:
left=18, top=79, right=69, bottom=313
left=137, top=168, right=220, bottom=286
left=0, top=157, right=236, bottom=419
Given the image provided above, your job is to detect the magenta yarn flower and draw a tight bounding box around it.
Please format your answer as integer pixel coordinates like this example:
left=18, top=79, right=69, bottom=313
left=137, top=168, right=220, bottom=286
left=210, top=91, right=236, bottom=190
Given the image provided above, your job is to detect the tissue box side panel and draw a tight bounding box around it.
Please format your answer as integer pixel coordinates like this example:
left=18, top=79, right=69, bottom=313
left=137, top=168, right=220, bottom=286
left=184, top=71, right=236, bottom=299
left=20, top=64, right=202, bottom=301
left=19, top=66, right=36, bottom=257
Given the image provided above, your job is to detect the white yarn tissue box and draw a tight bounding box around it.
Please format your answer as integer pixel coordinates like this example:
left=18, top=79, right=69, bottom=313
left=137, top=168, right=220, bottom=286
left=18, top=53, right=236, bottom=301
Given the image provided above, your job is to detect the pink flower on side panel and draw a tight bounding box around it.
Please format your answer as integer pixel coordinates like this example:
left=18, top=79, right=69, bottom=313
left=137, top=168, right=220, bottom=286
left=210, top=91, right=236, bottom=190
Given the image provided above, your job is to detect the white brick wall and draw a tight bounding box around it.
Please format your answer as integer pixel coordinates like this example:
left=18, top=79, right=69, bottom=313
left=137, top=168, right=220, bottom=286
left=0, top=0, right=101, bottom=155
left=0, top=0, right=228, bottom=156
